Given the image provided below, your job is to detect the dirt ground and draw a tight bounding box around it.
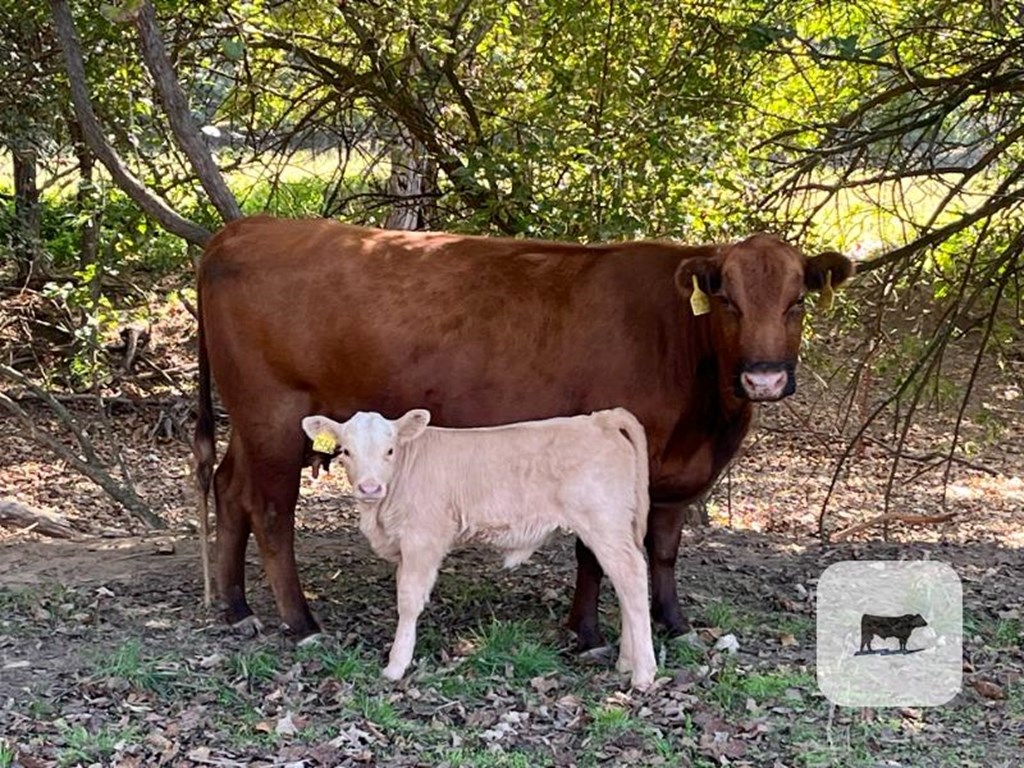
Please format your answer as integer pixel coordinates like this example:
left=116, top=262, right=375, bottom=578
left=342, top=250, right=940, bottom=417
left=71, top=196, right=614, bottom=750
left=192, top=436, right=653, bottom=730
left=1, top=305, right=1023, bottom=767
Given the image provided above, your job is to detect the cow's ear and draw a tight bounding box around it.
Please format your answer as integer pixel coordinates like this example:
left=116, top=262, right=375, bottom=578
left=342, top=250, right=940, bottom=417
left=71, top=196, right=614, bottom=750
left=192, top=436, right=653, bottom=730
left=674, top=255, right=723, bottom=299
left=805, top=250, right=854, bottom=291
left=395, top=408, right=430, bottom=444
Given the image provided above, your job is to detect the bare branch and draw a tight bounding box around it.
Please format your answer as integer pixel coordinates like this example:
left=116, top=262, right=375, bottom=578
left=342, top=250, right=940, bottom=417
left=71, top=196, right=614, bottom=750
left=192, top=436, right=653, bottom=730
left=49, top=0, right=211, bottom=246
left=133, top=1, right=241, bottom=222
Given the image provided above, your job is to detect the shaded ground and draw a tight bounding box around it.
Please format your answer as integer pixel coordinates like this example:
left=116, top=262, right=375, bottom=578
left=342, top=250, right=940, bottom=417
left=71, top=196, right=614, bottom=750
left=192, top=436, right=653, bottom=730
left=1, top=296, right=1023, bottom=766
left=2, top=507, right=1023, bottom=766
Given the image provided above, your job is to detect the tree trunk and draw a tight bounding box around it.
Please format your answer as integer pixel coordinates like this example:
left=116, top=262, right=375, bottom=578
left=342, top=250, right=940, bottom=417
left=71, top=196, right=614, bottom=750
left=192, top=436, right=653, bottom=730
left=11, top=144, right=48, bottom=283
left=385, top=137, right=429, bottom=230
left=680, top=499, right=710, bottom=527
left=50, top=0, right=212, bottom=247
left=133, top=1, right=241, bottom=223
left=68, top=116, right=99, bottom=268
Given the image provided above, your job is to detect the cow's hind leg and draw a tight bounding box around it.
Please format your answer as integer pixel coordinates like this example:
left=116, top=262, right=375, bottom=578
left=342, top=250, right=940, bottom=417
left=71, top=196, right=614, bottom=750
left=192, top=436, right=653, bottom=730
left=646, top=503, right=690, bottom=636
left=246, top=438, right=320, bottom=640
left=383, top=549, right=441, bottom=681
left=213, top=437, right=259, bottom=630
left=567, top=539, right=607, bottom=651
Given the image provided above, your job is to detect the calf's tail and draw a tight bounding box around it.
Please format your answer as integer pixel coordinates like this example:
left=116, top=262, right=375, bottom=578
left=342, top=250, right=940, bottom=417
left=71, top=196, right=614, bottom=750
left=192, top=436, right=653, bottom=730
left=193, top=276, right=216, bottom=607
left=603, top=408, right=650, bottom=551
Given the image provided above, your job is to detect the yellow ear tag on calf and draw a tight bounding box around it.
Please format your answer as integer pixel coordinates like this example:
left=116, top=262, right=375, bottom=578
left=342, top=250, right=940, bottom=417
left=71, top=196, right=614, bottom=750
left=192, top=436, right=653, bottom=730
left=690, top=275, right=711, bottom=316
left=818, top=270, right=834, bottom=312
left=312, top=432, right=336, bottom=454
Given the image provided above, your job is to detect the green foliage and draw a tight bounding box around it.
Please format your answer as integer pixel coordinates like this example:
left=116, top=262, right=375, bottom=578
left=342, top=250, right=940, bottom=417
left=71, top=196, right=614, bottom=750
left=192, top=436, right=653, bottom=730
left=465, top=618, right=563, bottom=681
left=56, top=723, right=138, bottom=767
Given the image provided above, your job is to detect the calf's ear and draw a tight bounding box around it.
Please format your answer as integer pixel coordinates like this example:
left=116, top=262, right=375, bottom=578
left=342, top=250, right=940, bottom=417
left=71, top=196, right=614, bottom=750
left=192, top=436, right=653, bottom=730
left=805, top=250, right=854, bottom=291
left=301, top=415, right=341, bottom=442
left=395, top=408, right=431, bottom=444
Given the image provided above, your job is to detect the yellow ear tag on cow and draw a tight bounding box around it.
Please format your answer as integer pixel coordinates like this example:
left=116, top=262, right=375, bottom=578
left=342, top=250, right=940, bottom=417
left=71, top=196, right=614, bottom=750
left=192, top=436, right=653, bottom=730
left=818, top=270, right=834, bottom=312
left=312, top=432, right=336, bottom=454
left=690, top=275, right=711, bottom=316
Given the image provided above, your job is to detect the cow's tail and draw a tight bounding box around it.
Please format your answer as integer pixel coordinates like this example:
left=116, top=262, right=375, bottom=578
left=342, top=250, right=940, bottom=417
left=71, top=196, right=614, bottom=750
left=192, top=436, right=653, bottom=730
left=604, top=408, right=650, bottom=552
left=193, top=273, right=216, bottom=608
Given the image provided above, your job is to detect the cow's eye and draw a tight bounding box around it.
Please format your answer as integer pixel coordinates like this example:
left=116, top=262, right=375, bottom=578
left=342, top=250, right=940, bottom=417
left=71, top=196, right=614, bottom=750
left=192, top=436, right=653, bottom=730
left=718, top=294, right=740, bottom=313
left=341, top=448, right=350, bottom=457
left=387, top=448, right=394, bottom=457
left=788, top=295, right=806, bottom=313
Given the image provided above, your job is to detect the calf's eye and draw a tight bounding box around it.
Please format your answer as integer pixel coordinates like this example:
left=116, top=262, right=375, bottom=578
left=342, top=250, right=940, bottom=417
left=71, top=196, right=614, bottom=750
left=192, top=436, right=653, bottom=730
left=387, top=448, right=394, bottom=457
left=341, top=448, right=350, bottom=457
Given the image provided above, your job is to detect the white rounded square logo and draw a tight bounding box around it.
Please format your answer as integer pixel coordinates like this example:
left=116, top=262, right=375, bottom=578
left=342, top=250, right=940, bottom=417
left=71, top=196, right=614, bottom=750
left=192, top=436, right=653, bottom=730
left=817, top=561, right=962, bottom=707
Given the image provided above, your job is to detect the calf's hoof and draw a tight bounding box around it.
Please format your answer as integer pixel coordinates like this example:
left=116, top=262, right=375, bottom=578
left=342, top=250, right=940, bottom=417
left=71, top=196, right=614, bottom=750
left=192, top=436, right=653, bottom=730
left=629, top=669, right=655, bottom=691
left=616, top=652, right=634, bottom=674
left=381, top=663, right=407, bottom=681
left=231, top=615, right=264, bottom=637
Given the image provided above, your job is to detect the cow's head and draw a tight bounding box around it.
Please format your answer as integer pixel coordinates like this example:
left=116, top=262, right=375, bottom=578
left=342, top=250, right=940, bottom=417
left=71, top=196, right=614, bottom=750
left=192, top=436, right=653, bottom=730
left=675, top=234, right=853, bottom=402
left=300, top=409, right=431, bottom=502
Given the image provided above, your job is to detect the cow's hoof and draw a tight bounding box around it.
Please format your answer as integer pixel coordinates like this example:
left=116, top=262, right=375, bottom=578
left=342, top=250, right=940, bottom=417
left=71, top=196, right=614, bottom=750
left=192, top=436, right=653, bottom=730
left=616, top=653, right=634, bottom=674
left=381, top=664, right=406, bottom=681
left=577, top=644, right=616, bottom=665
left=231, top=615, right=264, bottom=637
left=297, top=632, right=325, bottom=649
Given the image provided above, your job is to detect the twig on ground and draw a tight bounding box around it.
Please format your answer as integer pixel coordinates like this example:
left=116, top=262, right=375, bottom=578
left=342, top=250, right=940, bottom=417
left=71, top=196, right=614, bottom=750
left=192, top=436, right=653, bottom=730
left=831, top=511, right=957, bottom=542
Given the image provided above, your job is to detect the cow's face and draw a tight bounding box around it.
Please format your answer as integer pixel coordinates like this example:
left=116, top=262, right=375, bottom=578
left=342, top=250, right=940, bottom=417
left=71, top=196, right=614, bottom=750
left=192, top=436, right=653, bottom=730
left=301, top=409, right=430, bottom=502
left=676, top=234, right=853, bottom=402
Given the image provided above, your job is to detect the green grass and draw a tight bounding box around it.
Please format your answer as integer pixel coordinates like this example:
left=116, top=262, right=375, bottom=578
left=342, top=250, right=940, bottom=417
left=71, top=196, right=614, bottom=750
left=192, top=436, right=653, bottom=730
left=0, top=741, right=13, bottom=768
left=710, top=662, right=812, bottom=710
left=91, top=640, right=181, bottom=696
left=352, top=692, right=405, bottom=732
left=588, top=702, right=635, bottom=736
left=465, top=619, right=563, bottom=681
left=228, top=647, right=280, bottom=684
left=669, top=637, right=707, bottom=667
left=435, top=747, right=541, bottom=768
left=57, top=724, right=138, bottom=767
left=992, top=618, right=1021, bottom=648
left=704, top=600, right=737, bottom=630
left=298, top=642, right=375, bottom=681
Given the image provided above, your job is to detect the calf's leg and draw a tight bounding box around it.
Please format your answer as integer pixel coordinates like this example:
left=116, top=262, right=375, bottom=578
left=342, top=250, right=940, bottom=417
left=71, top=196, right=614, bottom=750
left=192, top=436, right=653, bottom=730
left=383, top=549, right=441, bottom=681
left=585, top=536, right=656, bottom=689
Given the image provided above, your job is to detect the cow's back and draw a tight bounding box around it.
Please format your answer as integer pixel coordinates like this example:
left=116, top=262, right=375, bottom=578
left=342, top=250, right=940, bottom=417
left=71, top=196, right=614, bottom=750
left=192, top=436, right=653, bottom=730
left=200, top=217, right=704, bottom=464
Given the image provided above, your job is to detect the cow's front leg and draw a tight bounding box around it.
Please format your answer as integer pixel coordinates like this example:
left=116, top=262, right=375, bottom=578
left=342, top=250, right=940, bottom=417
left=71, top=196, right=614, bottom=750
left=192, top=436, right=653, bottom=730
left=646, top=503, right=690, bottom=636
left=383, top=550, right=440, bottom=681
left=567, top=538, right=607, bottom=651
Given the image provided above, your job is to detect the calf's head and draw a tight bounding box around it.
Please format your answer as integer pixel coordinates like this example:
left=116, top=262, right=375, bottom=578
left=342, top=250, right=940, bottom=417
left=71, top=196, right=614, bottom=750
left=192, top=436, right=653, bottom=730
left=675, top=234, right=853, bottom=402
left=301, top=409, right=431, bottom=501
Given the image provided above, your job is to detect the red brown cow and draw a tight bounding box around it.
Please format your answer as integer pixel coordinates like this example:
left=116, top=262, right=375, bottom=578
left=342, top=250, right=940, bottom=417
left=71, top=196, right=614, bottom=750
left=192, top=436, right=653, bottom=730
left=193, top=216, right=852, bottom=648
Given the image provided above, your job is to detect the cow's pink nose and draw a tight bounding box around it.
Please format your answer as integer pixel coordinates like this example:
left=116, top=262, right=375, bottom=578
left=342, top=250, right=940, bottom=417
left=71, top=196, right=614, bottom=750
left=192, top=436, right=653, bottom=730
left=357, top=481, right=384, bottom=497
left=741, top=370, right=787, bottom=400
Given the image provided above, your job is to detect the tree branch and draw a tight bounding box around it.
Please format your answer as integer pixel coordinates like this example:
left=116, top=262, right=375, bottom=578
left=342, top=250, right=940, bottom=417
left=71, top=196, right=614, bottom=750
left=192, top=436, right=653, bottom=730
left=50, top=0, right=211, bottom=246
left=133, top=1, right=241, bottom=222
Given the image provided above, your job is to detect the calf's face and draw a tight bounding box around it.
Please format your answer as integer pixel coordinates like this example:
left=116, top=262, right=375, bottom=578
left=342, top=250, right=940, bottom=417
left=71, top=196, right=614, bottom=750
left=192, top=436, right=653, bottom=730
left=301, top=409, right=431, bottom=501
left=676, top=234, right=853, bottom=402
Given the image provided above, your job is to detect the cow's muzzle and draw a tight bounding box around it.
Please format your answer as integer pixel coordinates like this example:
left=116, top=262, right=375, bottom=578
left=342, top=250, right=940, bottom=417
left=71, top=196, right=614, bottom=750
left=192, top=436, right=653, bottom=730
left=736, top=362, right=795, bottom=402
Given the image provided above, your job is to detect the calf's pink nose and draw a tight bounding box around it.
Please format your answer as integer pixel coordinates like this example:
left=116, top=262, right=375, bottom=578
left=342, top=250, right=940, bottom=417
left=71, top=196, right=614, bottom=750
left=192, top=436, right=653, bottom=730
left=357, top=481, right=383, bottom=496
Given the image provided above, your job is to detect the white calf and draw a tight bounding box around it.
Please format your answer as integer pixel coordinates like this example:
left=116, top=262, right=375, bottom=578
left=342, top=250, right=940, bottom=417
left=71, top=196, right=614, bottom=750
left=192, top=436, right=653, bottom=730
left=301, top=408, right=657, bottom=688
